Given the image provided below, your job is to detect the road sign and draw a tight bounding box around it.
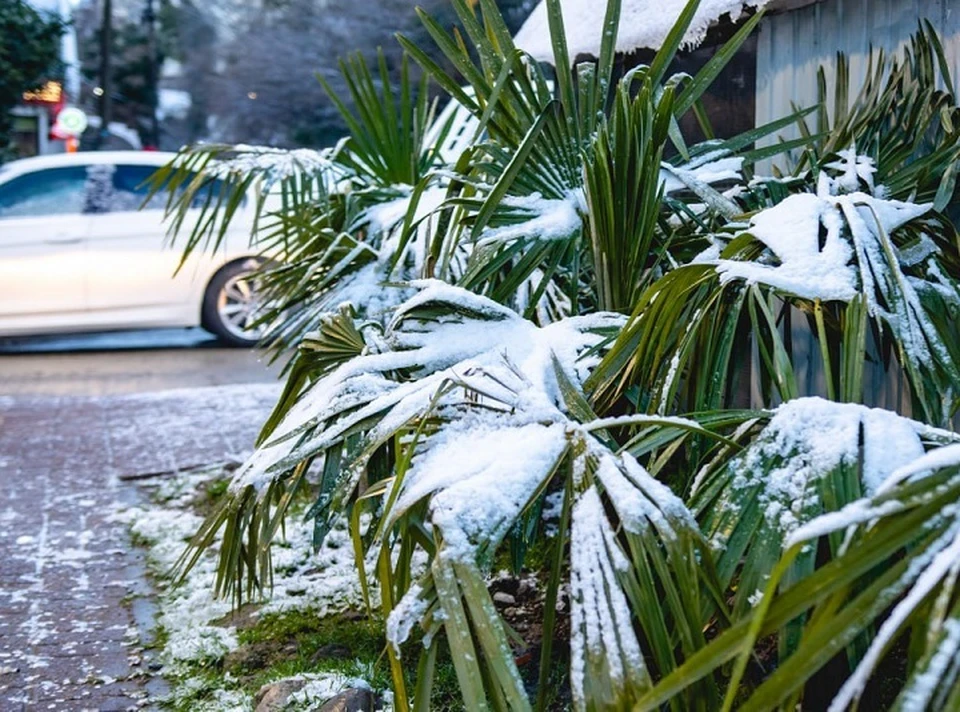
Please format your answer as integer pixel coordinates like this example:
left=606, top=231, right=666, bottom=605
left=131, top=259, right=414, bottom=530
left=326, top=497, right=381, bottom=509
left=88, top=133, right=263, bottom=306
left=55, top=107, right=88, bottom=137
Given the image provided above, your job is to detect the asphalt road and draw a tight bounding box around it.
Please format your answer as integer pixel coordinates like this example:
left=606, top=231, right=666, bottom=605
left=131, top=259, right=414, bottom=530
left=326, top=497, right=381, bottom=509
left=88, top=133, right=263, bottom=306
left=0, top=328, right=282, bottom=396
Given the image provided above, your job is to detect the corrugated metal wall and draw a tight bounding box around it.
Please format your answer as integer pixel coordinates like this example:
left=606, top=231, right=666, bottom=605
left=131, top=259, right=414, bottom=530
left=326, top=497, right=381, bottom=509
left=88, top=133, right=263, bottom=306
left=755, top=0, right=960, bottom=153
left=752, top=0, right=960, bottom=418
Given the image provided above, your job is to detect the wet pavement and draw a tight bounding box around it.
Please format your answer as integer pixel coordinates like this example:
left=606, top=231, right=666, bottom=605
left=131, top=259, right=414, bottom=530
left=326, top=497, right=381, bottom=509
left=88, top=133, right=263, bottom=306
left=0, top=328, right=280, bottom=397
left=0, top=329, right=281, bottom=709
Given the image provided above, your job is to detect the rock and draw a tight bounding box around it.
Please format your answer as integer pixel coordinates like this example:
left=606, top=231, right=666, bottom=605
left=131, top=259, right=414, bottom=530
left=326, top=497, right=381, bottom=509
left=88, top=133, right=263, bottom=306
left=517, top=577, right=537, bottom=600
left=493, top=591, right=516, bottom=606
left=223, top=642, right=279, bottom=673
left=317, top=687, right=377, bottom=712
left=254, top=678, right=308, bottom=712
left=310, top=643, right=353, bottom=664
left=489, top=573, right=520, bottom=596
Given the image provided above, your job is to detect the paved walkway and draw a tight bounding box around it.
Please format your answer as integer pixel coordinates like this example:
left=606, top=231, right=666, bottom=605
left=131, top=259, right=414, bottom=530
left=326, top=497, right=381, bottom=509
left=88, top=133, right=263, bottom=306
left=0, top=331, right=280, bottom=398
left=0, top=385, right=279, bottom=710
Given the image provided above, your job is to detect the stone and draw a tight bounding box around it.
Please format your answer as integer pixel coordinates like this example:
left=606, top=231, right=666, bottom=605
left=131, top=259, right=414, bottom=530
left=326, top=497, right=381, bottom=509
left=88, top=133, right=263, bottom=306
left=489, top=574, right=520, bottom=596
left=253, top=678, right=308, bottom=712
left=493, top=591, right=516, bottom=606
left=317, top=687, right=377, bottom=712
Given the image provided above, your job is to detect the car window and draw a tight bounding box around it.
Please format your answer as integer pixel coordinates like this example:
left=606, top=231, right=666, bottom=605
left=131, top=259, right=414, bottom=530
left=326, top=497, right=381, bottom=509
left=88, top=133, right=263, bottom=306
left=0, top=167, right=88, bottom=219
left=112, top=164, right=172, bottom=211
left=109, top=164, right=242, bottom=212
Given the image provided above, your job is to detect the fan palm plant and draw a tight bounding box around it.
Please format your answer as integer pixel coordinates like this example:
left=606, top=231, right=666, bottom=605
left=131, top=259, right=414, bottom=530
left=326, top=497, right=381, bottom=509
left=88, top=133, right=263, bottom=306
left=149, top=48, right=453, bottom=354
left=398, top=0, right=812, bottom=320
left=161, top=0, right=960, bottom=710
left=638, top=432, right=960, bottom=712
left=179, top=282, right=741, bottom=709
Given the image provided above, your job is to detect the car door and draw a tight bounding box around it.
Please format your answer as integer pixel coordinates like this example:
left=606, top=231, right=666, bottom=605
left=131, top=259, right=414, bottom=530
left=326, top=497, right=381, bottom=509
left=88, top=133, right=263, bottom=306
left=83, top=163, right=203, bottom=322
left=0, top=166, right=90, bottom=322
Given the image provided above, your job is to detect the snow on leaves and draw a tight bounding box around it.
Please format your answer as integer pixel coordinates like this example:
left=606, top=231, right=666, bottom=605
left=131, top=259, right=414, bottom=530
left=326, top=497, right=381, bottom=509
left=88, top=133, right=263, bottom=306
left=207, top=143, right=345, bottom=191
left=712, top=150, right=955, bottom=379
left=721, top=397, right=925, bottom=537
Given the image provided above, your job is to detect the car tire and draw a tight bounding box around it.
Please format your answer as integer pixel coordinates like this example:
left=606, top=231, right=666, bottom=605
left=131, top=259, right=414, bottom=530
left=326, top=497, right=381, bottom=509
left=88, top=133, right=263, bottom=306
left=201, top=259, right=266, bottom=347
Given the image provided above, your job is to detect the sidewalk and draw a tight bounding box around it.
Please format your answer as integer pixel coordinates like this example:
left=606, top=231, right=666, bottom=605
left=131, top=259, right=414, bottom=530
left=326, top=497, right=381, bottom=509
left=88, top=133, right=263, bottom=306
left=0, top=384, right=279, bottom=710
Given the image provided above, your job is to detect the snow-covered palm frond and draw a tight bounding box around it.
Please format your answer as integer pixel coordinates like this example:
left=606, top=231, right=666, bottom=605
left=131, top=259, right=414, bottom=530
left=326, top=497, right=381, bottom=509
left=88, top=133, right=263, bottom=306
left=182, top=283, right=621, bottom=596
left=180, top=281, right=739, bottom=710
left=716, top=154, right=960, bottom=420
left=147, top=140, right=345, bottom=265
left=639, top=436, right=960, bottom=712
left=150, top=49, right=457, bottom=352
left=380, top=375, right=732, bottom=710
left=692, top=398, right=953, bottom=631
left=594, top=152, right=960, bottom=422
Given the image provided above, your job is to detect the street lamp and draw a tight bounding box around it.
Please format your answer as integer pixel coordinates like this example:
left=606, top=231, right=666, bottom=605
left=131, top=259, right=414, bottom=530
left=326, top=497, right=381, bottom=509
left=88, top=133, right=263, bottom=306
left=142, top=0, right=160, bottom=148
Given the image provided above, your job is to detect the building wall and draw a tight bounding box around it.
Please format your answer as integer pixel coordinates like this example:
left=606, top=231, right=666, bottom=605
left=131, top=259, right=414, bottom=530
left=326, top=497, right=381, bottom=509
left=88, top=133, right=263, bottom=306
left=755, top=0, right=960, bottom=150
left=753, top=0, right=960, bottom=418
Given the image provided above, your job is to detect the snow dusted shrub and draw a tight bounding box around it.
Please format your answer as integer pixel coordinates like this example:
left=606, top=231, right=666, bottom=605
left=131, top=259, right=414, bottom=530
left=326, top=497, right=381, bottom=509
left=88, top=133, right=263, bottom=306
left=692, top=398, right=950, bottom=623
left=181, top=281, right=737, bottom=709
left=161, top=0, right=960, bottom=709
left=663, top=438, right=960, bottom=712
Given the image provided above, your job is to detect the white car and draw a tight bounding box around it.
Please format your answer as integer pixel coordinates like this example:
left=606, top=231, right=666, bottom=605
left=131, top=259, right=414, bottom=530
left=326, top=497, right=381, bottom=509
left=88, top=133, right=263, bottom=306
left=0, top=151, right=266, bottom=346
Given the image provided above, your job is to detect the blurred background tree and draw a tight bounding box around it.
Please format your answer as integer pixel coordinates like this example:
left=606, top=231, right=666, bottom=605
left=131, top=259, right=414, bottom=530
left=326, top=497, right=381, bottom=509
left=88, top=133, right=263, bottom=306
left=0, top=0, right=65, bottom=159
left=71, top=0, right=536, bottom=149
left=209, top=0, right=537, bottom=146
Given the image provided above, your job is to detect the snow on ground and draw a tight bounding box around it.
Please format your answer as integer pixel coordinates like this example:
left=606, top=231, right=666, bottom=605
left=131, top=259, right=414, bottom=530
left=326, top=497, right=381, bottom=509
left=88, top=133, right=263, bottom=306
left=111, top=461, right=377, bottom=708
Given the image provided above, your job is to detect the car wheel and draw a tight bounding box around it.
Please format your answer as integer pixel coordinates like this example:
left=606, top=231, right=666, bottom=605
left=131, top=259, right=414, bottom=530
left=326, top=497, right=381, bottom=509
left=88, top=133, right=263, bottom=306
left=202, top=260, right=267, bottom=347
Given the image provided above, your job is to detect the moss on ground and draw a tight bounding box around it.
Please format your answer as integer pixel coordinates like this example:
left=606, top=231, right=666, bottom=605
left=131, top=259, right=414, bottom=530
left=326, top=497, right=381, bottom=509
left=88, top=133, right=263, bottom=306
left=158, top=604, right=469, bottom=711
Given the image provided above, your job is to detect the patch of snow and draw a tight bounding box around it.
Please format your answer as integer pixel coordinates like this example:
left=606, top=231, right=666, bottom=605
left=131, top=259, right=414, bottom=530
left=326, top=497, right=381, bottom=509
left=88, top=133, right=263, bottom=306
left=287, top=672, right=372, bottom=709
left=207, top=143, right=345, bottom=192
left=477, top=191, right=584, bottom=246
left=661, top=155, right=744, bottom=195
left=716, top=192, right=858, bottom=302
left=515, top=0, right=768, bottom=64
left=113, top=464, right=371, bottom=680
left=731, top=398, right=924, bottom=536
left=821, top=148, right=878, bottom=195
left=396, top=418, right=569, bottom=562
left=355, top=186, right=447, bottom=242
left=385, top=583, right=429, bottom=653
